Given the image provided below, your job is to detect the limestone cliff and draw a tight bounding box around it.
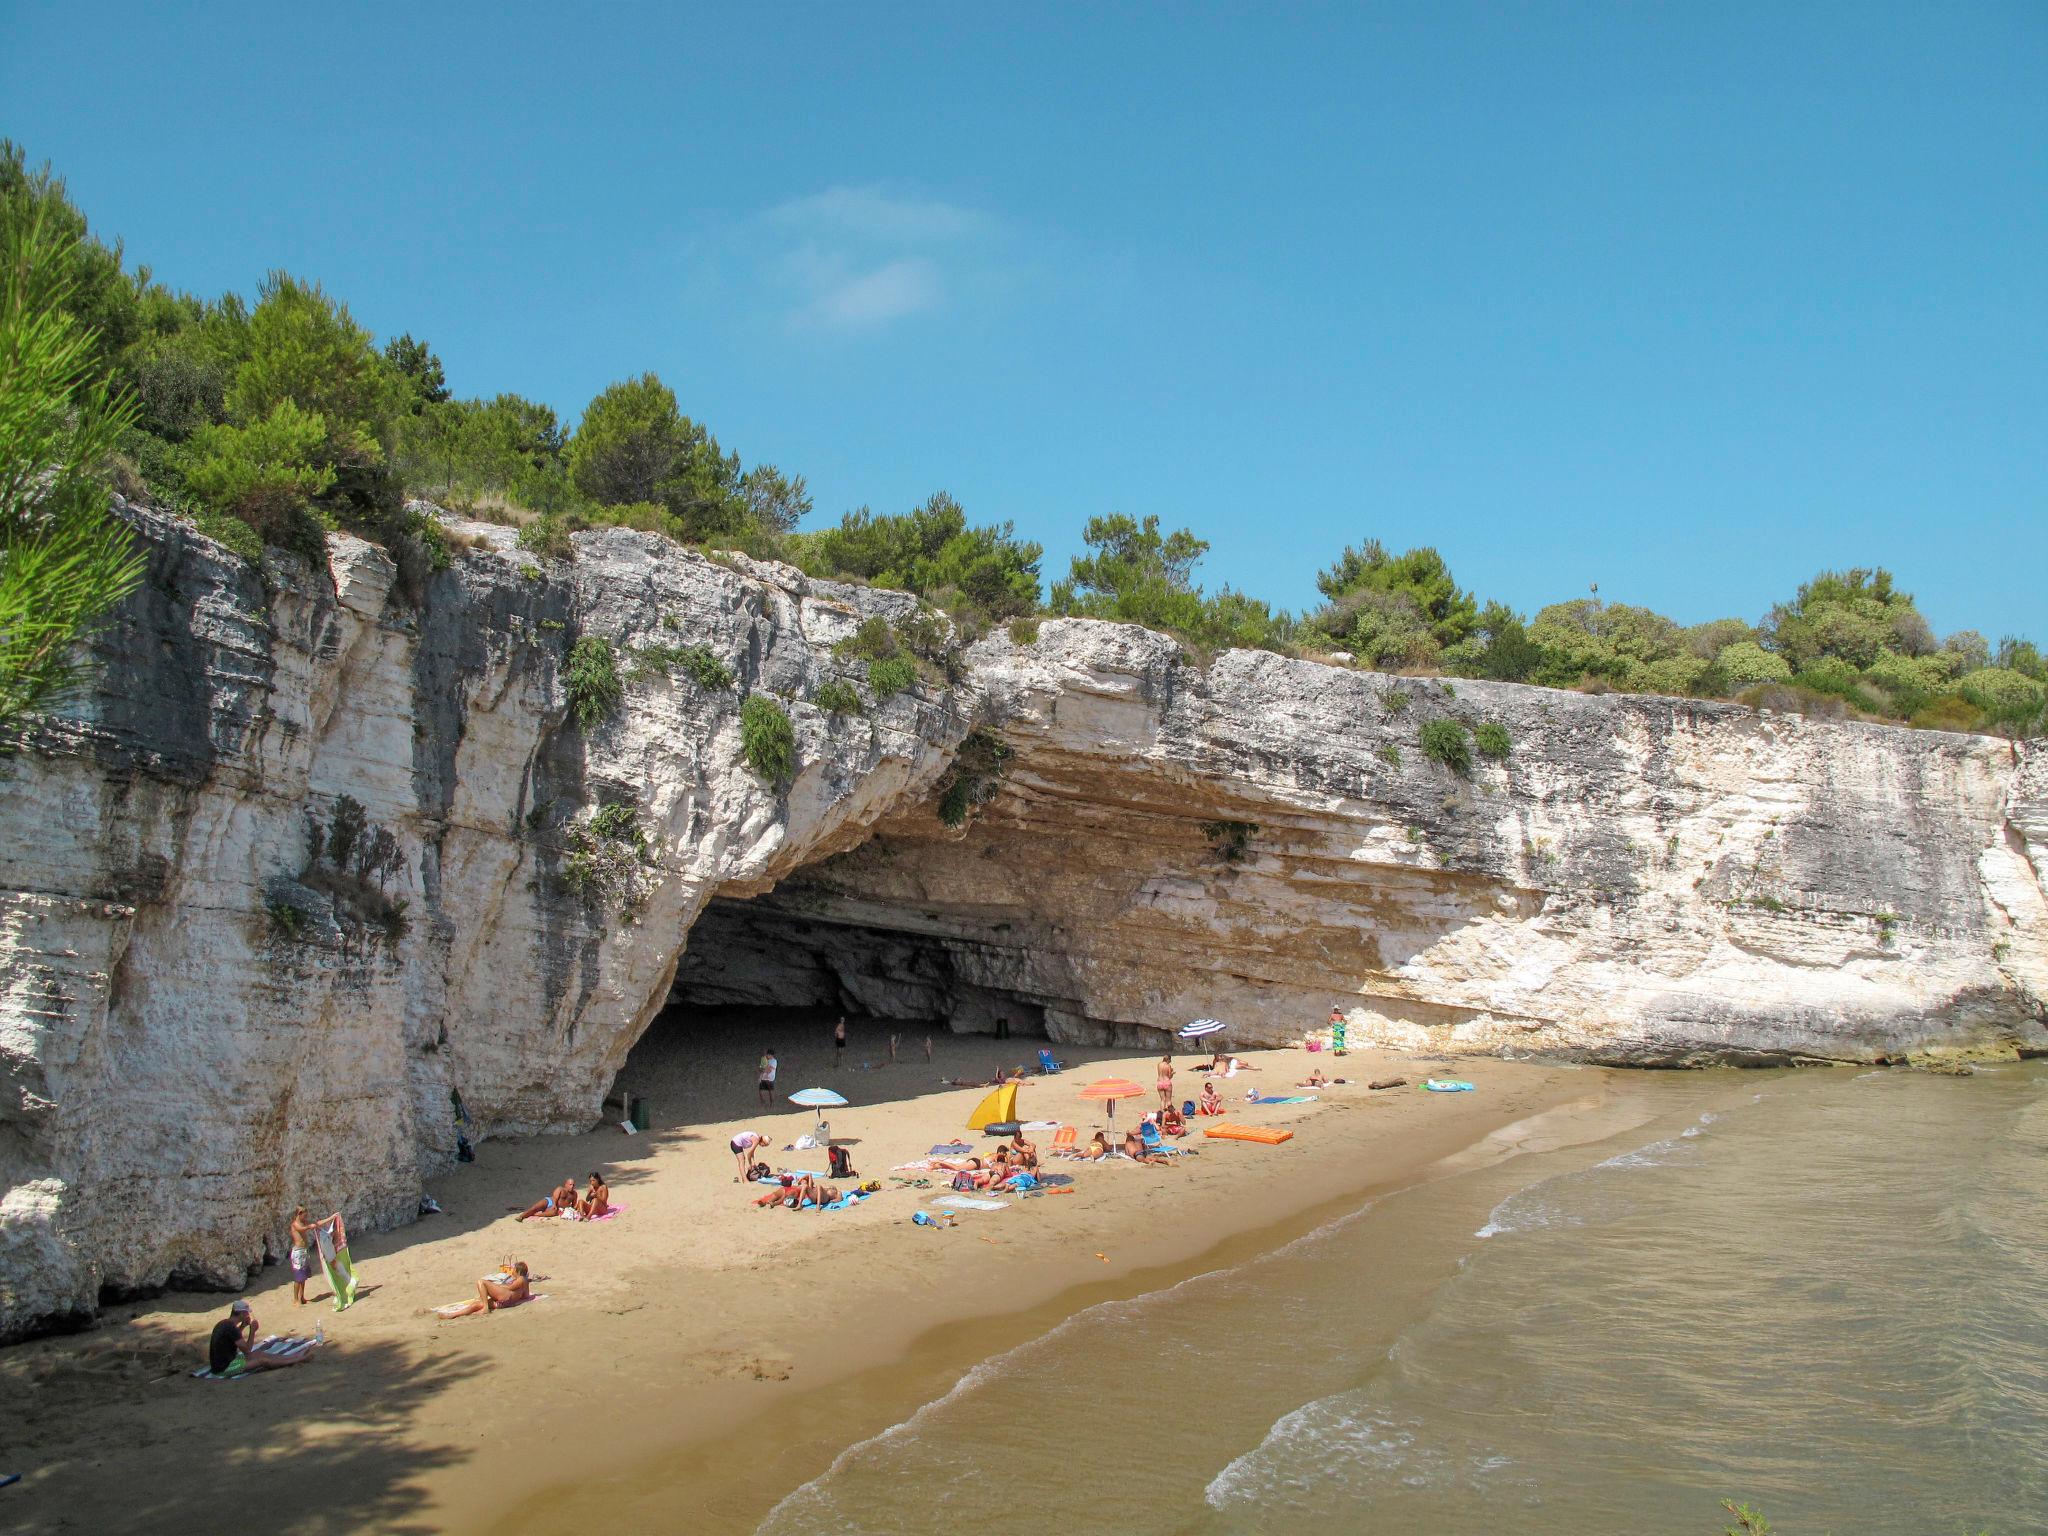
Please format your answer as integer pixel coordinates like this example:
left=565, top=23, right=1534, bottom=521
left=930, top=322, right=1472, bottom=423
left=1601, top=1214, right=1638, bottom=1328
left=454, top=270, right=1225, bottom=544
left=1, top=507, right=2041, bottom=1336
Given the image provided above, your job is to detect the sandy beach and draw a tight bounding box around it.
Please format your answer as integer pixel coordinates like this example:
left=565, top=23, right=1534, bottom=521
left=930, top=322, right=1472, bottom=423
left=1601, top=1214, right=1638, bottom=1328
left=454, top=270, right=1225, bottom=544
left=0, top=1017, right=1626, bottom=1536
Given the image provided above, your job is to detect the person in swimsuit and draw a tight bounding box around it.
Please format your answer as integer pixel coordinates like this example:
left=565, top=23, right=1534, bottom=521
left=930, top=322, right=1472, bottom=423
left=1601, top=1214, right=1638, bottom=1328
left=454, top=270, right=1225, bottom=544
left=730, top=1130, right=767, bottom=1182
left=578, top=1171, right=609, bottom=1218
left=1082, top=1131, right=1111, bottom=1161
left=1159, top=1104, right=1187, bottom=1137
left=833, top=1017, right=847, bottom=1066
left=515, top=1177, right=579, bottom=1222
left=1157, top=1054, right=1174, bottom=1111
left=288, top=1206, right=323, bottom=1306
left=932, top=1156, right=986, bottom=1172
left=1122, top=1130, right=1168, bottom=1166
left=441, top=1261, right=532, bottom=1317
left=1199, top=1081, right=1224, bottom=1116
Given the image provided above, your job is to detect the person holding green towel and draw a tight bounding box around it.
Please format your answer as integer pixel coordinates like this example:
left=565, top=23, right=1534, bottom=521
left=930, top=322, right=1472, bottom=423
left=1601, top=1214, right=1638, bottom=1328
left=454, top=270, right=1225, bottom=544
left=312, top=1211, right=359, bottom=1311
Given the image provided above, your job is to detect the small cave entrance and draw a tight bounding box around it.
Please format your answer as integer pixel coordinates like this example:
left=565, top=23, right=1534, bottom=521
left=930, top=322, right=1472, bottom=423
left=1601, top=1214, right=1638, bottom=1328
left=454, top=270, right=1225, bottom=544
left=612, top=892, right=1065, bottom=1127
left=668, top=895, right=1053, bottom=1041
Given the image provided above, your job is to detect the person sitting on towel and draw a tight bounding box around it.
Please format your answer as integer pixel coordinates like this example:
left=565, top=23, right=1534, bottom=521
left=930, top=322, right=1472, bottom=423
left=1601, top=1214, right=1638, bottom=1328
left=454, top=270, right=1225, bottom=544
left=577, top=1171, right=609, bottom=1219
left=515, top=1177, right=579, bottom=1222
left=1301, top=1068, right=1329, bottom=1088
left=1009, top=1129, right=1038, bottom=1166
left=1159, top=1104, right=1187, bottom=1137
left=442, top=1261, right=532, bottom=1316
left=206, top=1300, right=298, bottom=1374
left=1199, top=1082, right=1224, bottom=1116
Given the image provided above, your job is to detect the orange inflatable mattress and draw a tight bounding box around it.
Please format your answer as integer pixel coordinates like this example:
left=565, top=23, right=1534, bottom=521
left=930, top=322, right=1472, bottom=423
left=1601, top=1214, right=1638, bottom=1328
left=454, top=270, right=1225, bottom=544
left=1202, top=1124, right=1293, bottom=1145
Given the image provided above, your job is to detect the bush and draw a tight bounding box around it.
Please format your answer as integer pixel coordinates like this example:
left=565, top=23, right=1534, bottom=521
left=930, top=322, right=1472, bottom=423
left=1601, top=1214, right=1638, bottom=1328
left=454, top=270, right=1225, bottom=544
left=1008, top=616, right=1040, bottom=645
left=559, top=802, right=652, bottom=913
left=1956, top=667, right=2045, bottom=714
left=1419, top=718, right=1471, bottom=773
left=936, top=726, right=1011, bottom=826
left=180, top=399, right=334, bottom=513
left=563, top=636, right=621, bottom=730
left=629, top=642, right=733, bottom=691
left=1201, top=819, right=1259, bottom=863
left=834, top=615, right=899, bottom=663
left=517, top=515, right=573, bottom=562
left=1474, top=721, right=1512, bottom=760
left=1714, top=641, right=1791, bottom=688
left=741, top=694, right=795, bottom=785
left=813, top=679, right=862, bottom=716
left=1376, top=743, right=1401, bottom=768
left=868, top=654, right=917, bottom=699
left=1909, top=695, right=1982, bottom=732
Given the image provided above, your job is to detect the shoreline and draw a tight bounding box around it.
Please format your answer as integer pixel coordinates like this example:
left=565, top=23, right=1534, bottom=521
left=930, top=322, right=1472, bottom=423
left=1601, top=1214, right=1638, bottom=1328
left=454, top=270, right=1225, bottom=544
left=2, top=1036, right=1649, bottom=1536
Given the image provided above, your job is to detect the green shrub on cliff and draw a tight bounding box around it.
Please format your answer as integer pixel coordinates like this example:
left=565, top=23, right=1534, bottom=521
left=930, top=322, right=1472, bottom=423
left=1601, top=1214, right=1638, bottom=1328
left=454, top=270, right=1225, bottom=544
left=741, top=694, right=795, bottom=785
left=563, top=635, right=622, bottom=730
left=1419, top=717, right=1471, bottom=773
left=1474, top=721, right=1512, bottom=760
left=813, top=679, right=862, bottom=716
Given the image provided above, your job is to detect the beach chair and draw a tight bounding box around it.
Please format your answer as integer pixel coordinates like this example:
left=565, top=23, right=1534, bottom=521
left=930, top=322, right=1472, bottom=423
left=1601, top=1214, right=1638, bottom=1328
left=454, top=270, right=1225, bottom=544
left=1138, top=1122, right=1182, bottom=1156
left=1051, top=1124, right=1077, bottom=1151
left=1037, top=1048, right=1063, bottom=1075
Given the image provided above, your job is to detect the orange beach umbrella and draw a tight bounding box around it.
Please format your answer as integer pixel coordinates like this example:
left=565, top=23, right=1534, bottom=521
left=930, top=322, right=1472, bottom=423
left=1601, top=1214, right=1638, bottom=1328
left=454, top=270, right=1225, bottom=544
left=1077, top=1077, right=1146, bottom=1130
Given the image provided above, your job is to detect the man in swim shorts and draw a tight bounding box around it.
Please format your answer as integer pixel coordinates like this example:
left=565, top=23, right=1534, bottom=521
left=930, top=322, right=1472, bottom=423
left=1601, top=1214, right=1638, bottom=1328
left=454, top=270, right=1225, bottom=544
left=515, top=1176, right=579, bottom=1221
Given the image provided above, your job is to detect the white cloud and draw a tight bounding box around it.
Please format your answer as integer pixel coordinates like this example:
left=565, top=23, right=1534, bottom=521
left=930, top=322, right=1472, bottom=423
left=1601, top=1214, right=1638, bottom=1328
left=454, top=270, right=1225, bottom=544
left=693, top=184, right=1014, bottom=337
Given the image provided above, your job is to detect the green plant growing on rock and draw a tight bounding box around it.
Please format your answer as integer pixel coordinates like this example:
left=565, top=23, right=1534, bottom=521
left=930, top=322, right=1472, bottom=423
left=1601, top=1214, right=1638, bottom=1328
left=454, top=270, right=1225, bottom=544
left=741, top=694, right=795, bottom=786
left=559, top=801, right=652, bottom=913
left=1380, top=686, right=1411, bottom=716
left=517, top=515, right=572, bottom=562
left=266, top=900, right=306, bottom=940
left=1474, top=721, right=1511, bottom=760
left=813, top=679, right=862, bottom=716
left=936, top=726, right=1011, bottom=827
left=1201, top=819, right=1259, bottom=863
left=1720, top=1500, right=1772, bottom=1536
left=1008, top=617, right=1040, bottom=645
left=564, top=635, right=621, bottom=729
left=629, top=641, right=733, bottom=691
left=1875, top=910, right=1898, bottom=946
left=867, top=654, right=917, bottom=699
left=1376, top=743, right=1401, bottom=768
left=1419, top=717, right=1471, bottom=773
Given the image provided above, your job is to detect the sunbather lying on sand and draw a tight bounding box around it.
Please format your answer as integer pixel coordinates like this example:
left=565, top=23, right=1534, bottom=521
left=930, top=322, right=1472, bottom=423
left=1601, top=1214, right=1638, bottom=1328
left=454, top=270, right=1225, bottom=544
left=932, top=1155, right=989, bottom=1172
left=515, top=1178, right=579, bottom=1221
left=1297, top=1071, right=1347, bottom=1087
left=440, top=1261, right=532, bottom=1316
left=1122, top=1131, right=1169, bottom=1166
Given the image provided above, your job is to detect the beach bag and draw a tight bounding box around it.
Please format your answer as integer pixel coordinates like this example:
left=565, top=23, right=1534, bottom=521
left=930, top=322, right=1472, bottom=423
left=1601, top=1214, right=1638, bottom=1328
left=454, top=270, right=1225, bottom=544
left=1182, top=1099, right=1196, bottom=1117
left=828, top=1144, right=856, bottom=1179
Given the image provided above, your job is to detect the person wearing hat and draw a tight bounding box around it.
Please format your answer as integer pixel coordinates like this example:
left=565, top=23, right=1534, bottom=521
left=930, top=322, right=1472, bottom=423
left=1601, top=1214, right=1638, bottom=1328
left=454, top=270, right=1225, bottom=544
left=206, top=1300, right=296, bottom=1376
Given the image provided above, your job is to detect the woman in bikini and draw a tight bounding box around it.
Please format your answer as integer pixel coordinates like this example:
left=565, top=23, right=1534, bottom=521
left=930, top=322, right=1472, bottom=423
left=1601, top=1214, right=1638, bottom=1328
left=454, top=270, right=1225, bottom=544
left=1157, top=1054, right=1174, bottom=1111
left=442, top=1261, right=532, bottom=1317
left=577, top=1171, right=609, bottom=1218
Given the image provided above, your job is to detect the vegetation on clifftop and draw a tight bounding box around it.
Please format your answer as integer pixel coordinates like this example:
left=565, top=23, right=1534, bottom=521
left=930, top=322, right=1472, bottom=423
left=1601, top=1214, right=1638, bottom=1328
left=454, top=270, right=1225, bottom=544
left=3, top=138, right=2038, bottom=741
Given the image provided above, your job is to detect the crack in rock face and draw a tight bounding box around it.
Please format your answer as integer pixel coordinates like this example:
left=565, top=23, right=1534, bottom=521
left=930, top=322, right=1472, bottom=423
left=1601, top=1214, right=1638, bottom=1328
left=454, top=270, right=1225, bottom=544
left=1, top=505, right=2042, bottom=1336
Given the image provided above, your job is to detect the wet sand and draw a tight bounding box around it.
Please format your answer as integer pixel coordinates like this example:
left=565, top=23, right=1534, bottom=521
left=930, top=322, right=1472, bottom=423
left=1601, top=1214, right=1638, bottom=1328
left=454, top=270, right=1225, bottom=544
left=0, top=1018, right=1612, bottom=1536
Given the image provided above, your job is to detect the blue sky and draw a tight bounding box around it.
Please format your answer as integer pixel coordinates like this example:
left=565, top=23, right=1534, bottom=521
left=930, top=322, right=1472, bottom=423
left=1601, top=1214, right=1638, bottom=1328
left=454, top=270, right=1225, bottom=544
left=5, top=3, right=2043, bottom=640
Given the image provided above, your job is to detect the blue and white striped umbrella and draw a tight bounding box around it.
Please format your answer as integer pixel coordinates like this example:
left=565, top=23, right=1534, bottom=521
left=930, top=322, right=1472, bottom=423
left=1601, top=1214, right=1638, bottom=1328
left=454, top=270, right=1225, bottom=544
left=786, top=1086, right=848, bottom=1128
left=1178, top=1018, right=1226, bottom=1040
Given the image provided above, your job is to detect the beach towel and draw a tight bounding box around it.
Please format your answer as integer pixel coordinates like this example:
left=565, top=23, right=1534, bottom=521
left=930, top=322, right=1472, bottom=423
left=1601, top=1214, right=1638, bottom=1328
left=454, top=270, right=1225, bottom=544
left=823, top=1190, right=872, bottom=1211
left=1001, top=1173, right=1041, bottom=1192
left=433, top=1293, right=547, bottom=1318
left=578, top=1202, right=626, bottom=1222
left=928, top=1142, right=971, bottom=1156
left=1424, top=1079, right=1475, bottom=1093
left=1249, top=1093, right=1316, bottom=1105
left=892, top=1160, right=938, bottom=1172
left=932, top=1195, right=1008, bottom=1211
left=1021, top=1120, right=1061, bottom=1132
left=191, top=1335, right=321, bottom=1378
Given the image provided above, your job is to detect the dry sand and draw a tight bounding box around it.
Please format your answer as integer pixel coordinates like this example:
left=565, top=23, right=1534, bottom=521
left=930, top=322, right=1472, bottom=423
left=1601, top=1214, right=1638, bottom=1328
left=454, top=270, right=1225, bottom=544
left=0, top=1015, right=1618, bottom=1536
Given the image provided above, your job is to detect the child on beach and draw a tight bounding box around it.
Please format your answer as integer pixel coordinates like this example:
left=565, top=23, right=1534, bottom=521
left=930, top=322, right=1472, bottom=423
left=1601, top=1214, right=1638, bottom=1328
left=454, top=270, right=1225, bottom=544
left=758, top=1050, right=778, bottom=1107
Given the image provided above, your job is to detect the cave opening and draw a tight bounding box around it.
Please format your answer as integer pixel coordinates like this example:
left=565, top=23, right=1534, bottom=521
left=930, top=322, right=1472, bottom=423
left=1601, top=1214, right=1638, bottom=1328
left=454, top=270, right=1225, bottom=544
left=611, top=889, right=1069, bottom=1127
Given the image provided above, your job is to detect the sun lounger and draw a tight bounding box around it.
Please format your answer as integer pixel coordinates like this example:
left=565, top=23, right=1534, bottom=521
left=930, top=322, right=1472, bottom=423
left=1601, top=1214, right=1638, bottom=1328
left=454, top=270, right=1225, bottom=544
left=1050, top=1125, right=1077, bottom=1150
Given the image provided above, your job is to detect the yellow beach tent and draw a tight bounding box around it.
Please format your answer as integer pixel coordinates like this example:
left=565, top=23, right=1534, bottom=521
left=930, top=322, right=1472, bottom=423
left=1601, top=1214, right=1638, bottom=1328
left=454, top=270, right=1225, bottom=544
left=965, top=1081, right=1018, bottom=1131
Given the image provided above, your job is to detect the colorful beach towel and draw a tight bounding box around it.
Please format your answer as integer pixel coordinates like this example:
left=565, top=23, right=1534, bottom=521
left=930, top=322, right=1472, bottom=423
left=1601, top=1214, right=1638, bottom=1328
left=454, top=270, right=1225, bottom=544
left=1423, top=1080, right=1475, bottom=1093
left=577, top=1202, right=626, bottom=1222
left=1249, top=1093, right=1317, bottom=1105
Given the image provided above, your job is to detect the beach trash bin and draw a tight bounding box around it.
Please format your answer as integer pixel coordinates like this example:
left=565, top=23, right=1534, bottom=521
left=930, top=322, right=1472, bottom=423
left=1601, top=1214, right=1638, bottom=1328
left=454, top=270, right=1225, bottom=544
left=626, top=1094, right=646, bottom=1128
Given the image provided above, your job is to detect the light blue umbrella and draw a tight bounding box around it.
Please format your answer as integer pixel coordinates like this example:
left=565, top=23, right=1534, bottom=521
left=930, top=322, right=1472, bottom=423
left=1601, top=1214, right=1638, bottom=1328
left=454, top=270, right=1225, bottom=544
left=786, top=1086, right=848, bottom=1133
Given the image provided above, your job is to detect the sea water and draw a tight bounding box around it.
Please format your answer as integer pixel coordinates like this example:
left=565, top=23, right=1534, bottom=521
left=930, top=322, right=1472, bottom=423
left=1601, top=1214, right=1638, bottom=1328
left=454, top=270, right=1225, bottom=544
left=756, top=1063, right=2048, bottom=1535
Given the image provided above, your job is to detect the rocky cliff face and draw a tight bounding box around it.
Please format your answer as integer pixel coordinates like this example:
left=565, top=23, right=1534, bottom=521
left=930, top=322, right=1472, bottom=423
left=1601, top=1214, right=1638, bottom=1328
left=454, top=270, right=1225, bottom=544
left=2, top=507, right=2042, bottom=1336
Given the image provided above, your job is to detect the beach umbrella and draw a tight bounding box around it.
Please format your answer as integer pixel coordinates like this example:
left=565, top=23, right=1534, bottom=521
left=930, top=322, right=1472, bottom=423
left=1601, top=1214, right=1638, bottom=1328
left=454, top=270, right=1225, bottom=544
left=1077, top=1077, right=1145, bottom=1130
left=786, top=1087, right=848, bottom=1134
left=1178, top=1018, right=1226, bottom=1041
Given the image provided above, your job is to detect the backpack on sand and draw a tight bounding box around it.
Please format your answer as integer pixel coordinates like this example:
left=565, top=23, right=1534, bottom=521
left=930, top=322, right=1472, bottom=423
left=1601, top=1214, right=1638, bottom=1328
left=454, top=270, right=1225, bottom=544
left=828, top=1144, right=856, bottom=1179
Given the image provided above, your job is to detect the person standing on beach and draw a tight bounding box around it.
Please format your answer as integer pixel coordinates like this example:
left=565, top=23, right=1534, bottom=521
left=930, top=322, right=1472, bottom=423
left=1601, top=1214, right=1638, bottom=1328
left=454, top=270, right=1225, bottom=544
left=833, top=1016, right=847, bottom=1067
left=1157, top=1053, right=1175, bottom=1111
left=758, top=1049, right=778, bottom=1107
left=889, top=1033, right=899, bottom=1064
left=924, top=1035, right=933, bottom=1062
left=731, top=1129, right=766, bottom=1181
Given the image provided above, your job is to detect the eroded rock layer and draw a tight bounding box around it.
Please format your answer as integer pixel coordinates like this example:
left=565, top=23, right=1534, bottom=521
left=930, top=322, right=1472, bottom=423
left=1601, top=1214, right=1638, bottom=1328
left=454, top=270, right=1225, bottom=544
left=1, top=508, right=2041, bottom=1335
